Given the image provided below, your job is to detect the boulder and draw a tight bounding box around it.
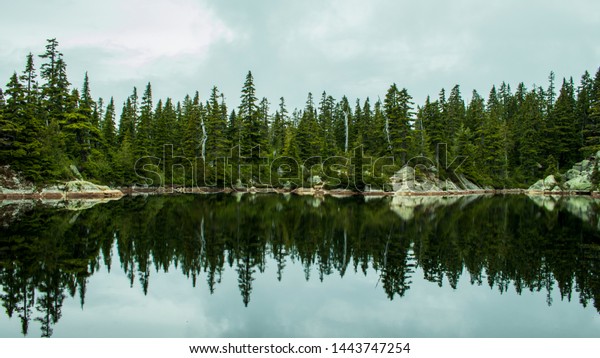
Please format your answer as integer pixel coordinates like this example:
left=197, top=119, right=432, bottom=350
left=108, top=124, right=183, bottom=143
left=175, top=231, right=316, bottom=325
left=283, top=181, right=292, bottom=190
left=528, top=175, right=558, bottom=191
left=528, top=179, right=544, bottom=191
left=443, top=180, right=461, bottom=191
left=544, top=175, right=558, bottom=189
left=70, top=165, right=83, bottom=180
left=310, top=175, right=322, bottom=185
left=565, top=169, right=582, bottom=180
left=564, top=176, right=592, bottom=191
left=390, top=166, right=415, bottom=183
left=457, top=174, right=481, bottom=190
left=65, top=180, right=109, bottom=192
left=580, top=160, right=591, bottom=172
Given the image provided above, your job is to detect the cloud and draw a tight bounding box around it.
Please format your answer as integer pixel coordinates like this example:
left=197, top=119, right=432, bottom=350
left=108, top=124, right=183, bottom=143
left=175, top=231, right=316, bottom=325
left=65, top=0, right=233, bottom=68
left=0, top=0, right=598, bottom=113
left=0, top=0, right=234, bottom=81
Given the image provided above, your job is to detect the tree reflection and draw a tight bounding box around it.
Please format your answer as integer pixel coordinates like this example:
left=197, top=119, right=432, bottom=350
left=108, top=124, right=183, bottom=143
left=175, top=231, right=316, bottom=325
left=0, top=194, right=599, bottom=336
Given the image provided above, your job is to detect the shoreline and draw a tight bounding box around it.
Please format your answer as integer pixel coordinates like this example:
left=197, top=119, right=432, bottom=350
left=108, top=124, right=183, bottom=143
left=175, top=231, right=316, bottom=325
left=1, top=186, right=598, bottom=201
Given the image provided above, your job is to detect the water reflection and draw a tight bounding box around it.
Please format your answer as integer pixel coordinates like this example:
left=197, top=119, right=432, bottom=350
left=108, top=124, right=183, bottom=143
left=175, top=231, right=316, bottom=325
left=0, top=194, right=599, bottom=337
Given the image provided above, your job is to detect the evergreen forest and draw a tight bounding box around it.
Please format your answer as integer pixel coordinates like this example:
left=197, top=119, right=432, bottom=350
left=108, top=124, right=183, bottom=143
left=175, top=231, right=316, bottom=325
left=1, top=39, right=600, bottom=189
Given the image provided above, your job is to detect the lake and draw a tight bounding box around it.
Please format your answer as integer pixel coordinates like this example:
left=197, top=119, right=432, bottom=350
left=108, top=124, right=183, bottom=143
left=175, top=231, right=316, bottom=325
left=0, top=193, right=599, bottom=338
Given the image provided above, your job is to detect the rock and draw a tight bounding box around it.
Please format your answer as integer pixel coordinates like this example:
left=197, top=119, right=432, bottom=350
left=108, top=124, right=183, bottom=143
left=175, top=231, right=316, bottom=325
left=234, top=179, right=244, bottom=189
left=443, top=180, right=461, bottom=191
left=544, top=175, right=558, bottom=190
left=529, top=179, right=544, bottom=191
left=564, top=176, right=592, bottom=191
left=565, top=169, right=582, bottom=180
left=63, top=180, right=123, bottom=198
left=573, top=162, right=583, bottom=172
left=65, top=180, right=106, bottom=192
left=70, top=165, right=83, bottom=180
left=528, top=175, right=559, bottom=191
left=390, top=166, right=415, bottom=183
left=581, top=160, right=591, bottom=171
left=310, top=175, right=322, bottom=185
left=457, top=174, right=481, bottom=190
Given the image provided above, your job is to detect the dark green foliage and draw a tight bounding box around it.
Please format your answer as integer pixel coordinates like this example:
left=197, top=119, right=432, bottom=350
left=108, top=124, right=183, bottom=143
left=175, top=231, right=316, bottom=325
left=547, top=78, right=579, bottom=170
left=239, top=71, right=266, bottom=160
left=1, top=39, right=599, bottom=189
left=384, top=84, right=413, bottom=164
left=583, top=68, right=600, bottom=154
left=296, top=92, right=322, bottom=159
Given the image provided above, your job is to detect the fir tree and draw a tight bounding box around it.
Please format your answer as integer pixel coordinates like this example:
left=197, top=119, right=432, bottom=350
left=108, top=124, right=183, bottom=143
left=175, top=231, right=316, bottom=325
left=239, top=71, right=265, bottom=160
left=384, top=84, right=413, bottom=164
left=102, top=97, right=117, bottom=154
left=270, top=97, right=288, bottom=156
left=206, top=86, right=229, bottom=158
left=547, top=78, right=578, bottom=169
left=583, top=68, right=600, bottom=154
left=296, top=92, right=322, bottom=160
left=317, top=92, right=336, bottom=156
left=135, top=83, right=153, bottom=156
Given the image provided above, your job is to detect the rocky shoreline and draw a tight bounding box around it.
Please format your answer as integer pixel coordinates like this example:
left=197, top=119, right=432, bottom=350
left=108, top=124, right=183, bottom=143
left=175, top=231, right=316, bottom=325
left=1, top=160, right=599, bottom=201
left=2, top=182, right=599, bottom=201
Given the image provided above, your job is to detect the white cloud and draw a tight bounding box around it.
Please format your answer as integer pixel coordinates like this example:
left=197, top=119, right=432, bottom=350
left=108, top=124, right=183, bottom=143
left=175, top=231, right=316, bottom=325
left=65, top=0, right=233, bottom=67
left=0, top=0, right=234, bottom=81
left=1, top=0, right=598, bottom=112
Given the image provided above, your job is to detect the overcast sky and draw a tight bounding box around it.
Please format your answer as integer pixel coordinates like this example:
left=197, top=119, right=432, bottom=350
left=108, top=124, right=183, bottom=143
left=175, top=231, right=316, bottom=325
left=1, top=0, right=599, bottom=113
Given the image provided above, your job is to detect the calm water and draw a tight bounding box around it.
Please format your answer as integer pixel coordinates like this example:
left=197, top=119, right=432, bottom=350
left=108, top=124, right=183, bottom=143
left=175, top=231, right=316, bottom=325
left=0, top=194, right=599, bottom=338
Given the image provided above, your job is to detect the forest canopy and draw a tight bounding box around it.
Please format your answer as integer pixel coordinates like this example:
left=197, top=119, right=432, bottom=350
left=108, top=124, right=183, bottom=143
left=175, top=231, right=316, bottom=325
left=1, top=39, right=599, bottom=189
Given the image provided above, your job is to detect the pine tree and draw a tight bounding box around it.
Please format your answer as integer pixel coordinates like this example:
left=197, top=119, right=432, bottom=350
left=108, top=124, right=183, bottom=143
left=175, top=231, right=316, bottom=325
left=452, top=124, right=478, bottom=180
left=182, top=92, right=201, bottom=159
left=384, top=84, right=413, bottom=164
left=102, top=97, right=117, bottom=153
left=173, top=100, right=185, bottom=153
left=465, top=90, right=487, bottom=180
left=92, top=97, right=104, bottom=133
left=270, top=97, right=287, bottom=156
left=547, top=78, right=578, bottom=169
left=514, top=90, right=545, bottom=182
left=317, top=92, right=336, bottom=156
left=546, top=71, right=556, bottom=115
left=135, top=83, right=153, bottom=156
left=445, top=85, right=465, bottom=148
left=62, top=88, right=100, bottom=167
left=80, top=72, right=94, bottom=115
left=153, top=98, right=176, bottom=156
left=39, top=39, right=70, bottom=125
left=258, top=97, right=270, bottom=154
left=282, top=124, right=299, bottom=160
left=334, top=96, right=352, bottom=155
left=370, top=99, right=388, bottom=157
left=20, top=53, right=39, bottom=107
left=296, top=92, right=322, bottom=160
left=0, top=74, right=25, bottom=167
left=421, top=96, right=444, bottom=160
left=206, top=86, right=229, bottom=158
left=238, top=71, right=265, bottom=160
left=583, top=68, right=600, bottom=154
left=118, top=97, right=135, bottom=145
left=484, top=85, right=510, bottom=184
left=226, top=109, right=241, bottom=153
left=576, top=71, right=594, bottom=152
